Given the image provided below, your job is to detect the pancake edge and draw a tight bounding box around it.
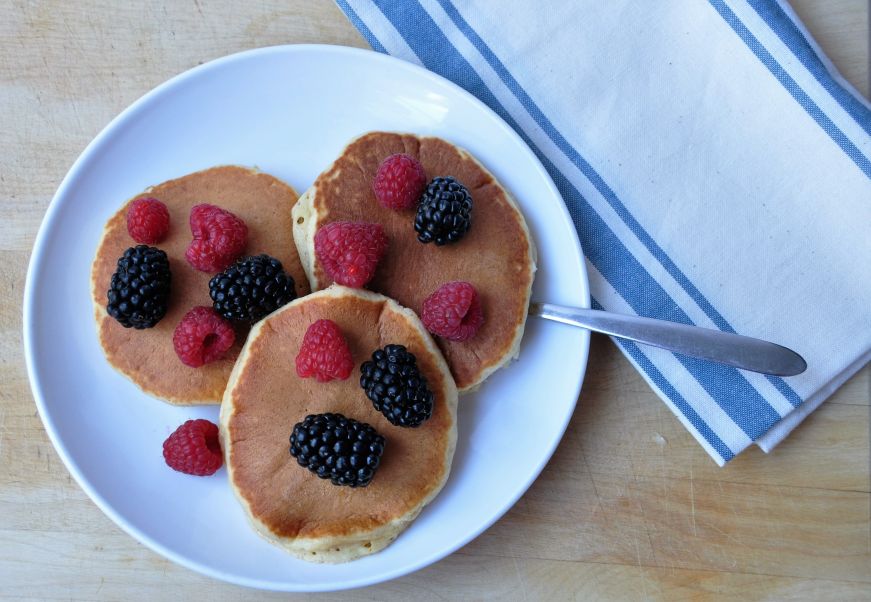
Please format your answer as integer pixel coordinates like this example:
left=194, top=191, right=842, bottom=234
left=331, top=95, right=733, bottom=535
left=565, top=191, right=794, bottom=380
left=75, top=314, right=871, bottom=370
left=219, top=284, right=459, bottom=563
left=292, top=132, right=537, bottom=393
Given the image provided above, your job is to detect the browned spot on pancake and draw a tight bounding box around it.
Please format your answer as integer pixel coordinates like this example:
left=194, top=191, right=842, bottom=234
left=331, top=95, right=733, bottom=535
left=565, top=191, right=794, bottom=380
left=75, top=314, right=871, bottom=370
left=310, top=133, right=534, bottom=390
left=91, top=166, right=310, bottom=404
left=226, top=291, right=454, bottom=540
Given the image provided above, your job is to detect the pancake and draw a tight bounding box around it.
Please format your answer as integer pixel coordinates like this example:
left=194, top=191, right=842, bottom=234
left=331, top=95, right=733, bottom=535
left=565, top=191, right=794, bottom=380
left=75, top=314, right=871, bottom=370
left=220, top=285, right=458, bottom=562
left=292, top=132, right=536, bottom=392
left=91, top=166, right=310, bottom=405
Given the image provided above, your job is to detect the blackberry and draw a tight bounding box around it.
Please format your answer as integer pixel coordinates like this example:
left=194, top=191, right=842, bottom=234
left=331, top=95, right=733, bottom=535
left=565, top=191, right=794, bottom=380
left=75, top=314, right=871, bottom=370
left=360, top=344, right=433, bottom=427
left=106, top=245, right=171, bottom=329
left=209, top=254, right=296, bottom=323
left=289, top=413, right=385, bottom=487
left=414, top=176, right=473, bottom=245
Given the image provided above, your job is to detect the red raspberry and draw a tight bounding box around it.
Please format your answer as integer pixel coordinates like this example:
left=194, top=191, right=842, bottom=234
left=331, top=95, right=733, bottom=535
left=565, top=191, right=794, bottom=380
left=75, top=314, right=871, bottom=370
left=295, top=319, right=354, bottom=382
left=162, top=419, right=223, bottom=476
left=314, top=221, right=388, bottom=288
left=373, top=153, right=428, bottom=210
left=421, top=281, right=485, bottom=342
left=184, top=203, right=248, bottom=272
left=172, top=306, right=235, bottom=367
left=126, top=197, right=170, bottom=244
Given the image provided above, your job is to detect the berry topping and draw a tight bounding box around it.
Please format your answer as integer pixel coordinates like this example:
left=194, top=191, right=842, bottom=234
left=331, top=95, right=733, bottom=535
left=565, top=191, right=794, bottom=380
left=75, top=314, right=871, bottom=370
left=106, top=245, right=171, bottom=329
left=172, top=306, right=236, bottom=368
left=163, top=419, right=223, bottom=476
left=289, top=413, right=385, bottom=487
left=209, top=254, right=297, bottom=323
left=360, top=344, right=433, bottom=428
left=414, top=176, right=473, bottom=245
left=373, top=153, right=428, bottom=210
left=126, top=197, right=170, bottom=244
left=295, top=319, right=354, bottom=382
left=314, top=221, right=388, bottom=288
left=185, top=203, right=248, bottom=272
left=421, top=281, right=484, bottom=342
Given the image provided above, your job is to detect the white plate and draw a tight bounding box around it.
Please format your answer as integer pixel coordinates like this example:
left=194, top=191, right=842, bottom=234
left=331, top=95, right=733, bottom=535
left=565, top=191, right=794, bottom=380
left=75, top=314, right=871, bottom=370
left=23, top=45, right=589, bottom=592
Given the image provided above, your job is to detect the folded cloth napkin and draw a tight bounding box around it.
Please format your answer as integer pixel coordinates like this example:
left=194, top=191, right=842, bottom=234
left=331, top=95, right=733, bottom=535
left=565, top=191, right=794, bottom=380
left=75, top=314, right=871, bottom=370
left=336, top=0, right=871, bottom=464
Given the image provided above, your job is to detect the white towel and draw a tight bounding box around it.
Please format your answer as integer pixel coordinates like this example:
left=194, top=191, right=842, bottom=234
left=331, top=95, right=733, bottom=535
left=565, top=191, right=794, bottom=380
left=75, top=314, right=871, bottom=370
left=336, top=0, right=871, bottom=464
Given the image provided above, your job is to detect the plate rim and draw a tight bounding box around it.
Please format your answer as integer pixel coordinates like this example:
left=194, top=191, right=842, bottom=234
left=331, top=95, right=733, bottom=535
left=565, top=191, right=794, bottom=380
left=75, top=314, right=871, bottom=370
left=22, top=43, right=590, bottom=592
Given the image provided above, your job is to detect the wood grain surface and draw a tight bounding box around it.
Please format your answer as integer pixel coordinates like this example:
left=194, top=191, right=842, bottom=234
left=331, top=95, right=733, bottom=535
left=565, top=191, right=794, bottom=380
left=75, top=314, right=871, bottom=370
left=1, top=1, right=868, bottom=599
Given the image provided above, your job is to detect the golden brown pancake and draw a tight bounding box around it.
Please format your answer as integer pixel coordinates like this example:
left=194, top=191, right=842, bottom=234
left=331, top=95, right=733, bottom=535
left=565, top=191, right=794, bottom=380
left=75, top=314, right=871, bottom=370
left=91, top=166, right=310, bottom=405
left=293, top=132, right=536, bottom=392
left=220, top=285, right=458, bottom=562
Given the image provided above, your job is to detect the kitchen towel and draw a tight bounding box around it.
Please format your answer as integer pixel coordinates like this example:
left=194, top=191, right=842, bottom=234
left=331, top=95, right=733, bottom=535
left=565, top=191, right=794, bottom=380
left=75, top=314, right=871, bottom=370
left=336, top=0, right=871, bottom=464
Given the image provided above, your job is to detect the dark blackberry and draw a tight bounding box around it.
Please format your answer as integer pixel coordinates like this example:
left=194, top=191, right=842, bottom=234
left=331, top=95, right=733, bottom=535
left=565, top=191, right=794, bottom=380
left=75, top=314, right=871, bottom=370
left=209, top=254, right=296, bottom=323
left=106, top=245, right=171, bottom=329
left=414, top=176, right=473, bottom=245
left=360, top=344, right=433, bottom=427
left=289, top=413, right=385, bottom=487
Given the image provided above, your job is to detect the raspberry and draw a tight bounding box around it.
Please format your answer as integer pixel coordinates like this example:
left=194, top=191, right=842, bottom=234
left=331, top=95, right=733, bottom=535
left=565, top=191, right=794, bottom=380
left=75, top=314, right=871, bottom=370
left=126, top=197, right=170, bottom=244
left=162, top=419, right=223, bottom=476
left=373, top=153, right=427, bottom=210
left=185, top=203, right=248, bottom=272
left=172, top=306, right=235, bottom=367
left=314, top=222, right=388, bottom=288
left=296, top=319, right=354, bottom=382
left=421, top=281, right=484, bottom=341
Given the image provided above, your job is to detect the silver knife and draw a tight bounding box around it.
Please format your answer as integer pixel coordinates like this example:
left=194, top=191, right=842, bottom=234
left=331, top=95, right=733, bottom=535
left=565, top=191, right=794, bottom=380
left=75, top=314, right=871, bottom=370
left=530, top=302, right=807, bottom=377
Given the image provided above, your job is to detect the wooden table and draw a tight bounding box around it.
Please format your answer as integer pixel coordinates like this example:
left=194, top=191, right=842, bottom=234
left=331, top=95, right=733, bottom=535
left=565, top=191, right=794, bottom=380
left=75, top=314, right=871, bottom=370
left=2, top=1, right=868, bottom=599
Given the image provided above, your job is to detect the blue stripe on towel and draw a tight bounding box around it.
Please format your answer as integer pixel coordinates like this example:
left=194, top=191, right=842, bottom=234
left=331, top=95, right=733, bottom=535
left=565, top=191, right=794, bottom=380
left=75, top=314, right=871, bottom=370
left=708, top=0, right=871, bottom=179
left=592, top=299, right=735, bottom=463
left=335, top=0, right=387, bottom=53
left=546, top=158, right=782, bottom=442
left=370, top=0, right=785, bottom=441
left=435, top=0, right=802, bottom=409
left=748, top=0, right=871, bottom=136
